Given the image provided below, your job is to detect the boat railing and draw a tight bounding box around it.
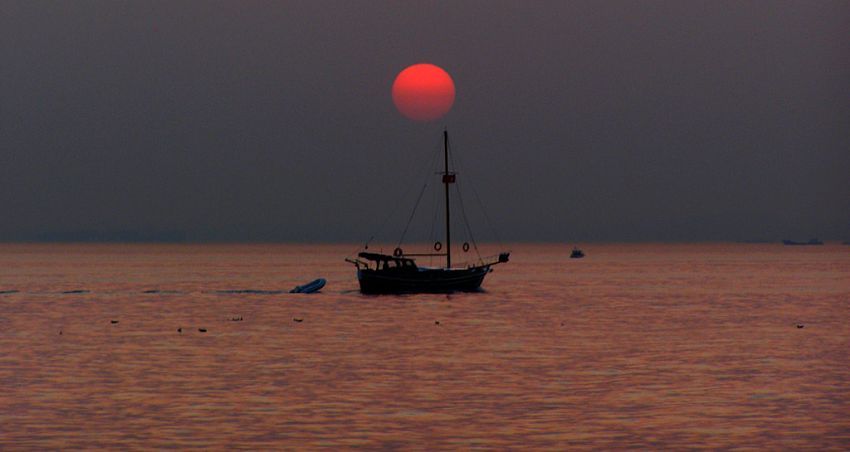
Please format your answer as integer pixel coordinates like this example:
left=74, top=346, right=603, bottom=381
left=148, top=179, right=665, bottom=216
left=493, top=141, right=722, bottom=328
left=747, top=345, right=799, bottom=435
left=345, top=258, right=370, bottom=270
left=349, top=251, right=509, bottom=270
left=459, top=252, right=510, bottom=269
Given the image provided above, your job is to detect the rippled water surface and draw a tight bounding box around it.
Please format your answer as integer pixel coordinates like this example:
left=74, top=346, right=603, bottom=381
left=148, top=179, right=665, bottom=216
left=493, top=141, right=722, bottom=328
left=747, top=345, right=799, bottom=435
left=1, top=243, right=848, bottom=449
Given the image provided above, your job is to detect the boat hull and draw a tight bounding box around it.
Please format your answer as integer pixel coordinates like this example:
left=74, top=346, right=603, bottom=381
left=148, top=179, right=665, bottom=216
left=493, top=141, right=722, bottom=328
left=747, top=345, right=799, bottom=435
left=357, top=266, right=491, bottom=294
left=782, top=239, right=823, bottom=246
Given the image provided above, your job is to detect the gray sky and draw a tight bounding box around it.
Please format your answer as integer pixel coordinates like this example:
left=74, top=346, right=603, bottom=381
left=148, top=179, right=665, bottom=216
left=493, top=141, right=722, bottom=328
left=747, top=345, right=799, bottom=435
left=2, top=1, right=848, bottom=242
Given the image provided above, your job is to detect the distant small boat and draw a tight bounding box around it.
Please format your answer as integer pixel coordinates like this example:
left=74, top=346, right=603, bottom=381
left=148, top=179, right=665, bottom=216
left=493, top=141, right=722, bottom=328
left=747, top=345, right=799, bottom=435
left=289, top=278, right=326, bottom=294
left=782, top=238, right=823, bottom=246
left=570, top=247, right=585, bottom=259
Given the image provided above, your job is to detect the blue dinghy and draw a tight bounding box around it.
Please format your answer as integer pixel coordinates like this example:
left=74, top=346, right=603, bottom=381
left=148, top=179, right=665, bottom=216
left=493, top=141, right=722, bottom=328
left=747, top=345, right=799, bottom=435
left=289, top=278, right=326, bottom=294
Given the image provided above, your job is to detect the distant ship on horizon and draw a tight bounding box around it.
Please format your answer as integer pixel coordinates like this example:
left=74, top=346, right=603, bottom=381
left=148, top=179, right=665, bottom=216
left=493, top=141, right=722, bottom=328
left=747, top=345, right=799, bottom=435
left=782, top=238, right=824, bottom=246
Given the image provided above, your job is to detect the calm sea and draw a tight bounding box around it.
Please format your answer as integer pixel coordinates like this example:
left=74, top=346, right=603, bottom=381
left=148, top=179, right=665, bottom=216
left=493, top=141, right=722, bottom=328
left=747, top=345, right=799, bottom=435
left=1, top=243, right=848, bottom=449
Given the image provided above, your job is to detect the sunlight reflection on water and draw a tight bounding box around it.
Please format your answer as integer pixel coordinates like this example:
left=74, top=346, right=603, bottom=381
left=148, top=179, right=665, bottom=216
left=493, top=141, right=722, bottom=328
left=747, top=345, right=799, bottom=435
left=0, top=243, right=848, bottom=449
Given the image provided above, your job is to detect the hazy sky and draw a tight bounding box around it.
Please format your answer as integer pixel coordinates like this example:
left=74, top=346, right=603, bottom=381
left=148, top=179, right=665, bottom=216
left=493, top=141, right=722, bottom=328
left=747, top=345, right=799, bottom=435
left=2, top=1, right=848, bottom=242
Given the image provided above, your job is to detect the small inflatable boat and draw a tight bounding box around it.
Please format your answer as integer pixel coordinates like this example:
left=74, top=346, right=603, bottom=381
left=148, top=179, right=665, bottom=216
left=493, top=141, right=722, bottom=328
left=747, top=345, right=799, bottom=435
left=289, top=278, right=326, bottom=294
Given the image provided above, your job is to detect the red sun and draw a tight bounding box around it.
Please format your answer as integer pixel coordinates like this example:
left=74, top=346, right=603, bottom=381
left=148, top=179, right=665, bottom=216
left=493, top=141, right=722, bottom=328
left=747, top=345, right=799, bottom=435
left=392, top=63, right=456, bottom=122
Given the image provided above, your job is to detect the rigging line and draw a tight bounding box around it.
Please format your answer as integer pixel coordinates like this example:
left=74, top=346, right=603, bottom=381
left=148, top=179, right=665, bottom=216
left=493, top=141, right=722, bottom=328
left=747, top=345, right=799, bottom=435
left=454, top=182, right=482, bottom=260
left=398, top=178, right=430, bottom=247
left=360, top=177, right=417, bottom=250
left=469, top=179, right=504, bottom=246
left=427, top=169, right=440, bottom=267
left=397, top=140, right=442, bottom=247
left=428, top=142, right=440, bottom=244
left=352, top=135, right=442, bottom=258
left=447, top=139, right=482, bottom=261
left=355, top=188, right=409, bottom=256
left=450, top=140, right=504, bottom=248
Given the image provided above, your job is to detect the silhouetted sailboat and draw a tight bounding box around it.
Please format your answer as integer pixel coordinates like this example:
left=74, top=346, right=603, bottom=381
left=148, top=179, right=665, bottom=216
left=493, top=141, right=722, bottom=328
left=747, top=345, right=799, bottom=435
left=346, top=131, right=509, bottom=294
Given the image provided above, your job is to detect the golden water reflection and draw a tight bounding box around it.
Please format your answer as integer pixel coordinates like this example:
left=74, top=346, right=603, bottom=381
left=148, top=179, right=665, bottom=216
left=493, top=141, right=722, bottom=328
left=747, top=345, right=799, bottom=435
left=0, top=243, right=848, bottom=448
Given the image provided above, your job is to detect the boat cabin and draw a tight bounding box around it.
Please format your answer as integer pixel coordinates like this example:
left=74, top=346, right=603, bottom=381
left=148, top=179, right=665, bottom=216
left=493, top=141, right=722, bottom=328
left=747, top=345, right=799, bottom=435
left=353, top=252, right=419, bottom=271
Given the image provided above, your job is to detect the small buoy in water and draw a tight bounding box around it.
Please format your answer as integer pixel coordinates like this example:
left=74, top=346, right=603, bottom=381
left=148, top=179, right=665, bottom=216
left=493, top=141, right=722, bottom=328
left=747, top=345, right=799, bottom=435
left=198, top=328, right=207, bottom=333
left=177, top=327, right=182, bottom=333
left=435, top=320, right=440, bottom=325
left=796, top=324, right=804, bottom=329
left=110, top=320, right=119, bottom=324
left=293, top=318, right=303, bottom=323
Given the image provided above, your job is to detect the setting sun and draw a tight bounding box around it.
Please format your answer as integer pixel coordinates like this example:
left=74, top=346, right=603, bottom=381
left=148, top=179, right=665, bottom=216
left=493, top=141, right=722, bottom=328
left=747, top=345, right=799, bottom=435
left=391, top=63, right=455, bottom=122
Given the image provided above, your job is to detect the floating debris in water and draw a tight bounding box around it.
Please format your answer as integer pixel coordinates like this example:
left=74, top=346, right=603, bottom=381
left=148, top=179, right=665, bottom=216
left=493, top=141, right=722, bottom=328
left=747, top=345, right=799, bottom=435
left=177, top=327, right=182, bottom=333
left=0, top=290, right=19, bottom=294
left=435, top=321, right=441, bottom=325
left=110, top=320, right=119, bottom=324
left=62, top=290, right=89, bottom=294
left=293, top=318, right=303, bottom=323
left=231, top=316, right=243, bottom=322
left=797, top=324, right=805, bottom=329
left=59, top=330, right=62, bottom=335
left=198, top=328, right=207, bottom=333
left=217, top=289, right=283, bottom=295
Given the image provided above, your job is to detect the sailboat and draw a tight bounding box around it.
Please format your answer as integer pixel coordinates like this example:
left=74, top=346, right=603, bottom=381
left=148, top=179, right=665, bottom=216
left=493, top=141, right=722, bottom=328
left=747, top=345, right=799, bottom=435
left=346, top=131, right=510, bottom=294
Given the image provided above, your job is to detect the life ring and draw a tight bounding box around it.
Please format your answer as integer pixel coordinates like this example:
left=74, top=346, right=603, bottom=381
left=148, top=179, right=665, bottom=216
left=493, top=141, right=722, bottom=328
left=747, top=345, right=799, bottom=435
left=393, top=247, right=403, bottom=257
left=433, top=241, right=442, bottom=251
left=462, top=242, right=470, bottom=252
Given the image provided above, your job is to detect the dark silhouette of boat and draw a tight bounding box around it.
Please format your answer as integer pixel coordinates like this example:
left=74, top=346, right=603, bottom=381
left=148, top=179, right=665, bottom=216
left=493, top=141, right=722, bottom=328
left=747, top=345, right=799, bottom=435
left=352, top=251, right=508, bottom=294
left=570, top=247, right=585, bottom=259
left=346, top=131, right=510, bottom=294
left=782, top=238, right=824, bottom=246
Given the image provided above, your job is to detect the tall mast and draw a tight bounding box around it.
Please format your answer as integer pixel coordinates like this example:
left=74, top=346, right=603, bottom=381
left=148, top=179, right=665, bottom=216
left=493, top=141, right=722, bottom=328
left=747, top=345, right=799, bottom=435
left=443, top=129, right=452, bottom=268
